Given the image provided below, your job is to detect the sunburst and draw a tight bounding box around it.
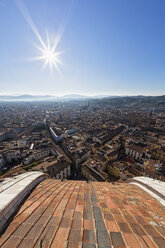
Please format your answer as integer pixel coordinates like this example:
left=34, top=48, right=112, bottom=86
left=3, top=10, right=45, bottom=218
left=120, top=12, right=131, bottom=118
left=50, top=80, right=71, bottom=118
left=34, top=33, right=63, bottom=72
left=15, top=0, right=63, bottom=72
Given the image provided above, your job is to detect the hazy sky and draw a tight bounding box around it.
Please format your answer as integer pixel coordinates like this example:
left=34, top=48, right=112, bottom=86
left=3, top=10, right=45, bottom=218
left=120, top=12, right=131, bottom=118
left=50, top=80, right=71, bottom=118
left=0, top=0, right=165, bottom=96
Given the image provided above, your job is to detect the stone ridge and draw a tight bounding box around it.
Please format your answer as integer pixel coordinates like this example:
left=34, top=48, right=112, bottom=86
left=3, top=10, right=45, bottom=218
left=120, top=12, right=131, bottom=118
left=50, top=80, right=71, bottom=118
left=128, top=177, right=165, bottom=206
left=0, top=179, right=165, bottom=248
left=0, top=172, right=48, bottom=233
left=131, top=177, right=165, bottom=198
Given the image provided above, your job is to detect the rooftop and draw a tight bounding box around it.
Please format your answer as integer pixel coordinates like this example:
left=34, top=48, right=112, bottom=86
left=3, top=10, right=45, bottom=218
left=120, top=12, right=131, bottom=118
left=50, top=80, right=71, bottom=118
left=0, top=174, right=165, bottom=247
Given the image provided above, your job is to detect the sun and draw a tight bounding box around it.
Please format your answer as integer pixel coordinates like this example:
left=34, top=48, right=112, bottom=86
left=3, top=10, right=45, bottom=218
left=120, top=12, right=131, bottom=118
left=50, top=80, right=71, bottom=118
left=34, top=32, right=63, bottom=72
left=15, top=0, right=63, bottom=72
left=44, top=49, right=55, bottom=64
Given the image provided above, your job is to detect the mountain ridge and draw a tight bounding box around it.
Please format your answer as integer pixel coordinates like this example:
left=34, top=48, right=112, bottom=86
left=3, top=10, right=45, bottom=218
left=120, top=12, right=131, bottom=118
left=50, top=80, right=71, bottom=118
left=0, top=94, right=164, bottom=102
left=0, top=94, right=113, bottom=101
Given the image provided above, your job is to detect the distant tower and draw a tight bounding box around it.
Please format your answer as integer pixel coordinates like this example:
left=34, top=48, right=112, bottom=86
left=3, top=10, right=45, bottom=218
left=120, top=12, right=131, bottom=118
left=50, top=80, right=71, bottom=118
left=87, top=101, right=90, bottom=111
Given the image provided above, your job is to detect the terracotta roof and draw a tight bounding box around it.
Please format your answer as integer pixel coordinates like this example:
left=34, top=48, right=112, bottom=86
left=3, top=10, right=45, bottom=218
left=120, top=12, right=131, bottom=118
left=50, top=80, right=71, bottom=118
left=0, top=179, right=165, bottom=248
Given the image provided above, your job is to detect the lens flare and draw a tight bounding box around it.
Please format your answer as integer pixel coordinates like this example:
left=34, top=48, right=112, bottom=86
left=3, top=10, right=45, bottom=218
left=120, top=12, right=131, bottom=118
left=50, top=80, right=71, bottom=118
left=15, top=0, right=63, bottom=72
left=34, top=33, right=63, bottom=72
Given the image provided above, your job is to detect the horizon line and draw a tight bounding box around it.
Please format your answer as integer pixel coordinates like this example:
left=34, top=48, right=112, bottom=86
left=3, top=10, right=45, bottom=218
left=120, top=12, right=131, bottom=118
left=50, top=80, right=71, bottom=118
left=0, top=93, right=164, bottom=97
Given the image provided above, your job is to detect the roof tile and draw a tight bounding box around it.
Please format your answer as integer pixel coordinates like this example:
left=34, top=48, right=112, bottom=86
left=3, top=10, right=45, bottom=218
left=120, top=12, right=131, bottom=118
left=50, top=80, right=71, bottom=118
left=69, top=229, right=83, bottom=242
left=123, top=233, right=141, bottom=248
left=0, top=179, right=165, bottom=248
left=83, top=229, right=95, bottom=244
left=110, top=232, right=126, bottom=247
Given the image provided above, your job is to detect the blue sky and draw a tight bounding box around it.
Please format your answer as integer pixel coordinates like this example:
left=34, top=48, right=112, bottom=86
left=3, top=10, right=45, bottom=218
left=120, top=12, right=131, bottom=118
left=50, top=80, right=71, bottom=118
left=0, top=0, right=165, bottom=96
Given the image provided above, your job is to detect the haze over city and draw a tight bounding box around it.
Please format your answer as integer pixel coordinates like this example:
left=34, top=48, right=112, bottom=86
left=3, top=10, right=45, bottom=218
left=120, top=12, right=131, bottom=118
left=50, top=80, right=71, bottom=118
left=0, top=0, right=165, bottom=96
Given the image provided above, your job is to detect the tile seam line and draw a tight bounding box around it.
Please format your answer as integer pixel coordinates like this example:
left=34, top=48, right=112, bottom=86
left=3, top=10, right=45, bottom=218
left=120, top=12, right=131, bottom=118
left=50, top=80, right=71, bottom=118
left=124, top=192, right=161, bottom=247
left=16, top=180, right=74, bottom=248
left=65, top=181, right=85, bottom=248
left=93, top=183, right=115, bottom=247
left=91, top=183, right=164, bottom=247
left=118, top=199, right=160, bottom=248
left=97, top=183, right=120, bottom=247
left=1, top=181, right=62, bottom=246
left=27, top=180, right=52, bottom=200
left=124, top=186, right=165, bottom=240
left=90, top=182, right=112, bottom=247
left=13, top=180, right=60, bottom=219
left=39, top=180, right=79, bottom=247
left=27, top=179, right=57, bottom=199
left=110, top=185, right=151, bottom=248
left=92, top=183, right=147, bottom=248
left=114, top=205, right=142, bottom=248
left=131, top=224, right=158, bottom=248
left=0, top=181, right=66, bottom=247
left=87, top=183, right=98, bottom=248
left=48, top=181, right=82, bottom=248
left=129, top=204, right=165, bottom=240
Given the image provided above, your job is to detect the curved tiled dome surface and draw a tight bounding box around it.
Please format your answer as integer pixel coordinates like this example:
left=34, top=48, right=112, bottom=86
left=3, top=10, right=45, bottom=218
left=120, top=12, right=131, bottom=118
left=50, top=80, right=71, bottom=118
left=0, top=175, right=165, bottom=248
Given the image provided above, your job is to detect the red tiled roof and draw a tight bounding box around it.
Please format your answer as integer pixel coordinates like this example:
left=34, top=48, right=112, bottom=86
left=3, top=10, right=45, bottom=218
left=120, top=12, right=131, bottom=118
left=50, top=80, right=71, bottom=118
left=0, top=179, right=165, bottom=248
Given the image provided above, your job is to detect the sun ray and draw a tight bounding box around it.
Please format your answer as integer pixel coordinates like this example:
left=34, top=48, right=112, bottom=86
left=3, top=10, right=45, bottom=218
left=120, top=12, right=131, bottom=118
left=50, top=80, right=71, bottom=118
left=32, top=32, right=63, bottom=71
left=15, top=0, right=63, bottom=72
left=32, top=55, right=46, bottom=61
left=54, top=57, right=63, bottom=65
left=34, top=44, right=46, bottom=54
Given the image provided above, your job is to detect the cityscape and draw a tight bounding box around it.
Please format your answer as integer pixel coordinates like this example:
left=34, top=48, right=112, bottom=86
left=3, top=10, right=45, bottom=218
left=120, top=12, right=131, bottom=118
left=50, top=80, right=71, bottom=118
left=0, top=96, right=165, bottom=247
left=0, top=95, right=165, bottom=182
left=0, top=0, right=165, bottom=247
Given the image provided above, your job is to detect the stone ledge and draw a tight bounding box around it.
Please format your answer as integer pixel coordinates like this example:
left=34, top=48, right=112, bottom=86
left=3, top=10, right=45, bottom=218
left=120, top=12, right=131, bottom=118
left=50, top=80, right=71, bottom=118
left=0, top=172, right=48, bottom=233
left=128, top=176, right=165, bottom=207
left=0, top=172, right=42, bottom=193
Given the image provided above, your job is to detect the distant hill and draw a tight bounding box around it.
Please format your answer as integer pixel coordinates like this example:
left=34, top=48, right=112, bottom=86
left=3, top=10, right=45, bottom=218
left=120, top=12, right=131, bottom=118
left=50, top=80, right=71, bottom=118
left=0, top=94, right=110, bottom=102
left=0, top=94, right=164, bottom=109
left=93, top=95, right=165, bottom=108
left=0, top=94, right=57, bottom=101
